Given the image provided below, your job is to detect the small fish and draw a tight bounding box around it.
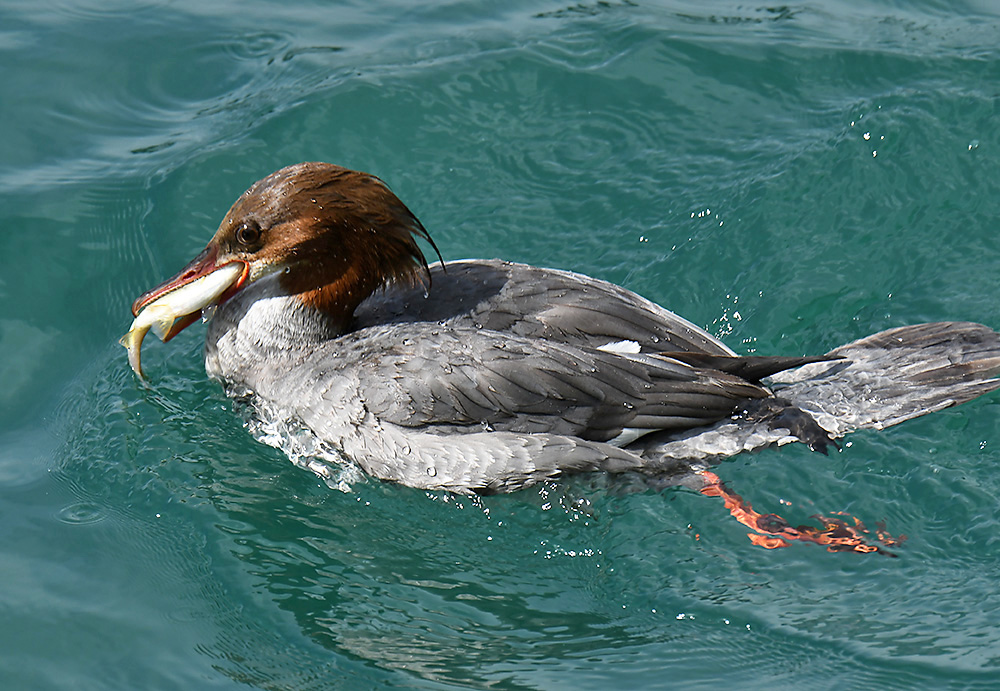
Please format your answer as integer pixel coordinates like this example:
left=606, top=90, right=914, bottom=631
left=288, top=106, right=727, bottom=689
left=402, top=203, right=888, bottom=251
left=120, top=263, right=243, bottom=379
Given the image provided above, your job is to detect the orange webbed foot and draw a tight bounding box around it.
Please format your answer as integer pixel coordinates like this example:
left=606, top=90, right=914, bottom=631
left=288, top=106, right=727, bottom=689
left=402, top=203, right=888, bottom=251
left=696, top=471, right=906, bottom=556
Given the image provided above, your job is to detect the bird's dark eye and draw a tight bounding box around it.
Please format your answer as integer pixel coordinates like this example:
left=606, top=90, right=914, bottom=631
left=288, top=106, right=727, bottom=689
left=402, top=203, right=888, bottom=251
left=235, top=220, right=262, bottom=247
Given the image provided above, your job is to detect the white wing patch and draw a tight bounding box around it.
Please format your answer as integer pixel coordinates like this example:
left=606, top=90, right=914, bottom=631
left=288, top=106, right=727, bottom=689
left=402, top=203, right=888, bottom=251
left=608, top=427, right=653, bottom=447
left=597, top=339, right=642, bottom=354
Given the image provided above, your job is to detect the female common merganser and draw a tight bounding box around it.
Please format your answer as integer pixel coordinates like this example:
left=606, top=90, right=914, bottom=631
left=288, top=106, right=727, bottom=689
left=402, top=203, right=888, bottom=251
left=123, top=163, right=1000, bottom=518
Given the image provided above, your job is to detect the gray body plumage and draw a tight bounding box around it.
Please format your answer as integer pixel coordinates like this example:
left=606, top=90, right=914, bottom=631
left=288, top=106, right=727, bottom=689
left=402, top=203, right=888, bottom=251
left=204, top=259, right=1000, bottom=493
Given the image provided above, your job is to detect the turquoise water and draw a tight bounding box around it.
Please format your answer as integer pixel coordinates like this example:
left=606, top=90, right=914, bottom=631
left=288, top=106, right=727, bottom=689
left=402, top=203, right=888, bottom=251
left=3, top=0, right=1000, bottom=687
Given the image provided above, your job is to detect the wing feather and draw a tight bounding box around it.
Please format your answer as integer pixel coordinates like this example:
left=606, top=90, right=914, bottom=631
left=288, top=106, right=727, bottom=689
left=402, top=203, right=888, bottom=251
left=328, top=323, right=768, bottom=442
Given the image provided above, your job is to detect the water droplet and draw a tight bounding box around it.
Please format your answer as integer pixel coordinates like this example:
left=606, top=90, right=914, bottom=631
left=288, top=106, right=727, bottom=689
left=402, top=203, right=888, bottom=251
left=426, top=466, right=437, bottom=477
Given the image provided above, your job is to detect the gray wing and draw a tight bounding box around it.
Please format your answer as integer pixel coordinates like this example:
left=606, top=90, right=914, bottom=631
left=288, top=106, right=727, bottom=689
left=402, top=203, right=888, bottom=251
left=328, top=323, right=769, bottom=443
left=353, top=259, right=736, bottom=355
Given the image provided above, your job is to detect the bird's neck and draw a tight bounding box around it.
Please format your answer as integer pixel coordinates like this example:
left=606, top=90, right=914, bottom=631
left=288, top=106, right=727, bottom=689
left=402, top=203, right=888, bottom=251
left=204, top=273, right=345, bottom=387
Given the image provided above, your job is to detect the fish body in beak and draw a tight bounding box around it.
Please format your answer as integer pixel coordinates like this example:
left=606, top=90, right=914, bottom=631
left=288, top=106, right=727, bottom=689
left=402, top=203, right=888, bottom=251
left=121, top=248, right=246, bottom=379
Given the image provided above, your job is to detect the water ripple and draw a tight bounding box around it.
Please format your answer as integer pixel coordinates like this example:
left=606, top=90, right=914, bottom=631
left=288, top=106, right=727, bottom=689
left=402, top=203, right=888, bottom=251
left=55, top=501, right=107, bottom=525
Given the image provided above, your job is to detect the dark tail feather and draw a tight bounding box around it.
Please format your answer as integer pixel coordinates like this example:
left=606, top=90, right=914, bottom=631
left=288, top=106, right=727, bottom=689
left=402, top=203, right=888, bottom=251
left=662, top=352, right=839, bottom=383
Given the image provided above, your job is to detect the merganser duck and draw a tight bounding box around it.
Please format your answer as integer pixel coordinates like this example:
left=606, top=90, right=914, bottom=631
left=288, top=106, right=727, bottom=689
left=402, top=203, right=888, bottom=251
left=122, top=162, right=1000, bottom=501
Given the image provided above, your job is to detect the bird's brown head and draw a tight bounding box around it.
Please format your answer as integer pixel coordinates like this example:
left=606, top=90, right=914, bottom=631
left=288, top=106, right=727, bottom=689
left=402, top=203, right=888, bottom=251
left=134, top=162, right=440, bottom=325
left=214, top=162, right=438, bottom=316
left=122, top=163, right=441, bottom=377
